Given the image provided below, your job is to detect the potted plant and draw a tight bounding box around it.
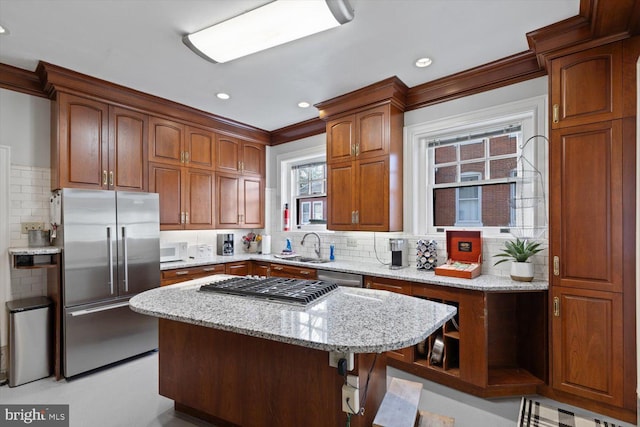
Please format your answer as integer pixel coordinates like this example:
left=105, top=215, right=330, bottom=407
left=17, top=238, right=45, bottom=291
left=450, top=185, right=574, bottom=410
left=493, top=238, right=543, bottom=282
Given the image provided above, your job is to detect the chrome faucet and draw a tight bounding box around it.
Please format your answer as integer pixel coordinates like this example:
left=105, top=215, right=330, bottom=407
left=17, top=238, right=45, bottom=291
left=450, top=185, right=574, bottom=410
left=301, top=232, right=322, bottom=258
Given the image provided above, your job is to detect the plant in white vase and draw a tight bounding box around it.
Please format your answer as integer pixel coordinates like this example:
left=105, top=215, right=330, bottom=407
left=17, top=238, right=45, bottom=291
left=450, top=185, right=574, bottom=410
left=493, top=238, right=543, bottom=282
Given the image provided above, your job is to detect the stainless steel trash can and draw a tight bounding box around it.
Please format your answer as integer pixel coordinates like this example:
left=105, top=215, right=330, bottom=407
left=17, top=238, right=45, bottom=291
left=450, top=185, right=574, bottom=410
left=7, top=296, right=52, bottom=387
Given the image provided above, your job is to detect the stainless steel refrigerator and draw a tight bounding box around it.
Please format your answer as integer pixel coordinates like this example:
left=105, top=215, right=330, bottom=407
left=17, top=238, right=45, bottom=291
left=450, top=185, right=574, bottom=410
left=52, top=188, right=160, bottom=377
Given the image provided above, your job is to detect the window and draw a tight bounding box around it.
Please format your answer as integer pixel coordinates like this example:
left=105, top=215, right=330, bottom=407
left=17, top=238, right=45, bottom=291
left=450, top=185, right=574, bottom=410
left=405, top=95, right=547, bottom=237
left=293, top=161, right=327, bottom=225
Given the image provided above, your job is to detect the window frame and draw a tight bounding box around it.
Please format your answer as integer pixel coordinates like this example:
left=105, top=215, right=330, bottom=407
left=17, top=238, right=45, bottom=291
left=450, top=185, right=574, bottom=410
left=404, top=95, right=548, bottom=237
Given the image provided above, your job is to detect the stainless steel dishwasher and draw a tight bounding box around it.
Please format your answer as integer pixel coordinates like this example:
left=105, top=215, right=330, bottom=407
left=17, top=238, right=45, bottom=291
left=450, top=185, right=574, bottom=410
left=317, top=269, right=363, bottom=288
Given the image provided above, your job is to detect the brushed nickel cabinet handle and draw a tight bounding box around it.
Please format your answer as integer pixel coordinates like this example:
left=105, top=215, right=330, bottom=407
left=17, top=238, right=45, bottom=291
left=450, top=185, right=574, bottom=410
left=103, top=170, right=108, bottom=186
left=176, top=271, right=190, bottom=276
left=185, top=212, right=189, bottom=224
left=184, top=151, right=190, bottom=164
left=553, top=104, right=559, bottom=123
left=180, top=151, right=184, bottom=163
left=273, top=266, right=283, bottom=271
left=300, top=270, right=310, bottom=275
left=202, top=267, right=217, bottom=272
left=351, top=144, right=355, bottom=156
left=553, top=256, right=560, bottom=276
left=355, top=143, right=360, bottom=156
left=109, top=171, right=114, bottom=187
left=553, top=297, right=560, bottom=317
left=355, top=210, right=359, bottom=224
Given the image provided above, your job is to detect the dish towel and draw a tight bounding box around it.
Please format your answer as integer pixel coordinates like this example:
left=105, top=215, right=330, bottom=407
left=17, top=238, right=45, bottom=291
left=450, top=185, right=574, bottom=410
left=518, top=397, right=620, bottom=427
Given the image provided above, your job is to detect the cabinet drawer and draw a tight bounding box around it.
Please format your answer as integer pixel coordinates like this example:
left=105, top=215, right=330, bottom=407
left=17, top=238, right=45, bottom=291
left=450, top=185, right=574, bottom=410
left=161, top=264, right=225, bottom=281
left=269, top=263, right=316, bottom=279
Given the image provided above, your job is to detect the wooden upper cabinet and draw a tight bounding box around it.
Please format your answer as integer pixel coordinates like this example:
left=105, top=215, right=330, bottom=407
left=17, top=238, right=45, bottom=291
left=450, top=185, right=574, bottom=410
left=148, top=116, right=184, bottom=165
left=327, top=116, right=355, bottom=163
left=53, top=93, right=147, bottom=191
left=215, top=172, right=264, bottom=229
left=550, top=43, right=623, bottom=129
left=185, top=125, right=215, bottom=170
left=551, top=286, right=623, bottom=406
left=550, top=121, right=623, bottom=293
left=216, top=135, right=265, bottom=176
left=184, top=168, right=214, bottom=229
left=325, top=103, right=402, bottom=231
left=54, top=92, right=109, bottom=190
left=109, top=106, right=147, bottom=191
left=149, top=162, right=183, bottom=230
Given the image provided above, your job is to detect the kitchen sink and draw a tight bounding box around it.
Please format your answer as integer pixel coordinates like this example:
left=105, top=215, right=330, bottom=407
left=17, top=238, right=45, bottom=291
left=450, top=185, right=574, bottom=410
left=294, top=257, right=331, bottom=264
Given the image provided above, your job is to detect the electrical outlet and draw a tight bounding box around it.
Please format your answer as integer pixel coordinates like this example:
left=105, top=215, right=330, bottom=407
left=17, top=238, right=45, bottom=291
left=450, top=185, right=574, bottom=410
left=342, top=375, right=360, bottom=414
left=21, top=222, right=44, bottom=233
left=346, top=238, right=357, bottom=248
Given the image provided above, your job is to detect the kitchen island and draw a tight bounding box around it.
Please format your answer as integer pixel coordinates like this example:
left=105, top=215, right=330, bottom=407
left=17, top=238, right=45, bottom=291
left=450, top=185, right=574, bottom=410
left=130, top=274, right=456, bottom=427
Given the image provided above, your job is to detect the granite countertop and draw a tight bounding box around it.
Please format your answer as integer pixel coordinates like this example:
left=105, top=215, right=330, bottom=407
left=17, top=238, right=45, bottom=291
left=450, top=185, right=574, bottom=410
left=161, top=253, right=548, bottom=292
left=129, top=274, right=457, bottom=353
left=9, top=247, right=62, bottom=255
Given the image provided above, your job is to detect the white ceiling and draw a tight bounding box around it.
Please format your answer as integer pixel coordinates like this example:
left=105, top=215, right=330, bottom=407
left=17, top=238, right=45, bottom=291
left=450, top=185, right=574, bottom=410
left=0, top=0, right=579, bottom=132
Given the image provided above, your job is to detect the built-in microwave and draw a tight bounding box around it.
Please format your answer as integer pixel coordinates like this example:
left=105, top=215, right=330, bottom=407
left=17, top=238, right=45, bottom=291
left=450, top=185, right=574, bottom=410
left=160, top=241, right=188, bottom=263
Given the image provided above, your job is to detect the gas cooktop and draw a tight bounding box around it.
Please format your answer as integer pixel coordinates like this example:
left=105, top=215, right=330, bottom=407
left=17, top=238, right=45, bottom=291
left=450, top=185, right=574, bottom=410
left=198, top=276, right=339, bottom=306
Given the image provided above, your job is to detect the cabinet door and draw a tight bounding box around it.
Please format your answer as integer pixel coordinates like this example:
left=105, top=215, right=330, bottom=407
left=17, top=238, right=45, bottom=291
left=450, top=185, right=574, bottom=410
left=184, top=168, right=214, bottom=230
left=356, top=105, right=388, bottom=159
left=149, top=162, right=184, bottom=230
left=551, top=286, right=623, bottom=406
left=550, top=43, right=622, bottom=129
left=185, top=126, right=215, bottom=170
left=216, top=136, right=241, bottom=173
left=550, top=121, right=623, bottom=293
left=327, top=162, right=355, bottom=230
left=109, top=106, right=147, bottom=191
left=366, top=277, right=413, bottom=362
left=326, top=115, right=355, bottom=163
left=252, top=262, right=270, bottom=277
left=226, top=261, right=250, bottom=276
left=57, top=92, right=109, bottom=189
left=241, top=177, right=264, bottom=228
left=241, top=142, right=265, bottom=176
left=216, top=173, right=240, bottom=228
left=149, top=116, right=184, bottom=165
left=356, top=157, right=388, bottom=231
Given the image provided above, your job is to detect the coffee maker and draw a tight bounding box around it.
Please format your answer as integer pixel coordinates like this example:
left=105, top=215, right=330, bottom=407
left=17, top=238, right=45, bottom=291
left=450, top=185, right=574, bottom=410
left=217, top=233, right=234, bottom=256
left=389, top=238, right=408, bottom=269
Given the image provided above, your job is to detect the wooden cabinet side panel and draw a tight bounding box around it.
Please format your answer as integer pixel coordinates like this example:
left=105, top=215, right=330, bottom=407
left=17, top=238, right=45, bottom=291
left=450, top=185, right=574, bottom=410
left=185, top=169, right=214, bottom=229
left=58, top=93, right=108, bottom=189
left=551, top=121, right=623, bottom=292
left=457, top=292, right=488, bottom=387
left=110, top=106, right=147, bottom=191
left=149, top=163, right=183, bottom=230
left=551, top=287, right=623, bottom=406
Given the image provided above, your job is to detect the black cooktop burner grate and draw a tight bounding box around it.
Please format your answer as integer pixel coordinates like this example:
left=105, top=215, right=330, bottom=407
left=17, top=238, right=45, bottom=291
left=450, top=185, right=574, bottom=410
left=198, top=276, right=339, bottom=305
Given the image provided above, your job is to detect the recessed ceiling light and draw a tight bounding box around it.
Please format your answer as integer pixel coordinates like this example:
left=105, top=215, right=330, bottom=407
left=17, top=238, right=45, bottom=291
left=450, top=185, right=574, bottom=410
left=415, top=57, right=433, bottom=68
left=0, top=25, right=7, bottom=35
left=298, top=101, right=310, bottom=108
left=216, top=92, right=230, bottom=100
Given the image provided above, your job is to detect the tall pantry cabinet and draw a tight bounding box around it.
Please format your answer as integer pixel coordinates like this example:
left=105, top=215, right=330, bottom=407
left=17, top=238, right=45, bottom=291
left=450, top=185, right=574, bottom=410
left=547, top=38, right=638, bottom=421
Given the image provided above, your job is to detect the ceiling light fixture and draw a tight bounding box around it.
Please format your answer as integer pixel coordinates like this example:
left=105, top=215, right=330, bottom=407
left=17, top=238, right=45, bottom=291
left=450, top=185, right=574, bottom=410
left=415, top=57, right=433, bottom=68
left=183, top=0, right=354, bottom=63
left=0, top=25, right=7, bottom=34
left=298, top=102, right=311, bottom=108
left=216, top=93, right=230, bottom=100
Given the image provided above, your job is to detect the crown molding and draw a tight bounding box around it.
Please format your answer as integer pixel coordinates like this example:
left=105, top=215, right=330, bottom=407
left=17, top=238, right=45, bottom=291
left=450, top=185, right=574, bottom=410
left=270, top=117, right=326, bottom=146
left=0, top=63, right=47, bottom=98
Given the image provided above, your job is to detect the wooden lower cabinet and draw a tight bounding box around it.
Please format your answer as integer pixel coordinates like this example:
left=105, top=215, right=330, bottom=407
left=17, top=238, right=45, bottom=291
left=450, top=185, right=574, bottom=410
left=374, top=276, right=547, bottom=398
left=225, top=261, right=249, bottom=276
left=551, top=286, right=623, bottom=406
left=251, top=261, right=270, bottom=277
left=269, top=263, right=316, bottom=279
left=161, top=264, right=225, bottom=286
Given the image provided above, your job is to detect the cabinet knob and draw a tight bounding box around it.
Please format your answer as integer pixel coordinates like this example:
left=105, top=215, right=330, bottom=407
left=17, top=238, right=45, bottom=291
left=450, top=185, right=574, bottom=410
left=552, top=104, right=559, bottom=123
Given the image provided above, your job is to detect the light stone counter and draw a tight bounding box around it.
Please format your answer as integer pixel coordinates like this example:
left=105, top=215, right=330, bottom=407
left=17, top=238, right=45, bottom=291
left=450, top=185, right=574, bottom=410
left=161, top=253, right=548, bottom=292
left=129, top=274, right=457, bottom=354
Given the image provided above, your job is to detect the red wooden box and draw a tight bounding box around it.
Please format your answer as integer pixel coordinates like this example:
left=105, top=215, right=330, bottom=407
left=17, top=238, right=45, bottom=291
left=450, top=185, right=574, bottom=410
left=435, top=230, right=482, bottom=279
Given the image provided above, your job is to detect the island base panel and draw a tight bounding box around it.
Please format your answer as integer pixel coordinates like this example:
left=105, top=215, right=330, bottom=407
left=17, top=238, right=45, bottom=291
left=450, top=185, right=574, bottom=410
left=159, top=319, right=386, bottom=427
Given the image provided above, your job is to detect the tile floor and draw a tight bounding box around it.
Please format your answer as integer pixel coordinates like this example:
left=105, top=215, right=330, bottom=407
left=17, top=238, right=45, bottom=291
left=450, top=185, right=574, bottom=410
left=0, top=353, right=635, bottom=427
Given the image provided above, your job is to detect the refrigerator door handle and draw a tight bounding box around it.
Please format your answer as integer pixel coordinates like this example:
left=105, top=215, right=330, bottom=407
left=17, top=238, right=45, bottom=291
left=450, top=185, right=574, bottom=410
left=122, top=226, right=129, bottom=292
left=107, top=226, right=114, bottom=295
left=69, top=301, right=130, bottom=317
